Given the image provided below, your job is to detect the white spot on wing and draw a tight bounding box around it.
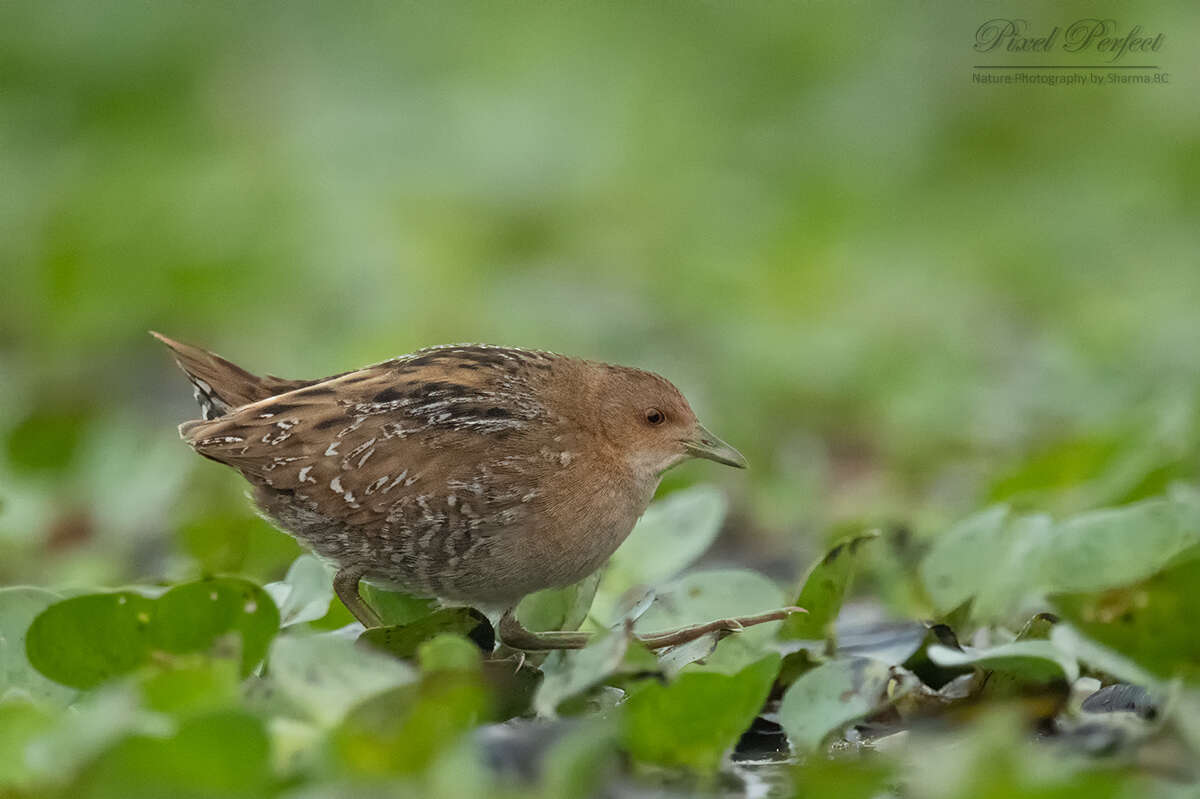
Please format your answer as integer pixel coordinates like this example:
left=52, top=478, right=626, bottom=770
left=330, top=476, right=360, bottom=508
left=382, top=471, right=408, bottom=493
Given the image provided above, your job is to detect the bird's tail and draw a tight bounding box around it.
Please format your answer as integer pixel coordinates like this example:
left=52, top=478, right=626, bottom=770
left=151, top=332, right=313, bottom=425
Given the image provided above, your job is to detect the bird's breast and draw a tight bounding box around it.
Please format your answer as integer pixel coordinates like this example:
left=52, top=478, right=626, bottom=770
left=521, top=463, right=656, bottom=587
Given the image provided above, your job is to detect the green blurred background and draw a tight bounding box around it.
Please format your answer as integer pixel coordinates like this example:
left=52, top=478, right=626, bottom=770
left=3, top=1, right=1199, bottom=596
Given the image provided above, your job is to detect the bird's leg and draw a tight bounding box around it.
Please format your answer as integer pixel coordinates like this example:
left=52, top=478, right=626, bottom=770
left=498, top=607, right=591, bottom=650
left=496, top=606, right=805, bottom=652
left=333, top=565, right=382, bottom=628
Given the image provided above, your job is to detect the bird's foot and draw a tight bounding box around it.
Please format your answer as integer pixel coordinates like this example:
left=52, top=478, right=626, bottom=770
left=496, top=606, right=805, bottom=652
left=497, top=609, right=591, bottom=650
left=634, top=607, right=805, bottom=650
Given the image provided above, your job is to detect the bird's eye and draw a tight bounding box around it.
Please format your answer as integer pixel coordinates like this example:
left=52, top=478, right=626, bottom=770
left=645, top=408, right=666, bottom=426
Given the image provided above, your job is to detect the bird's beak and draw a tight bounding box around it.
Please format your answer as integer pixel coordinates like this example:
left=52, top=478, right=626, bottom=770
left=684, top=424, right=748, bottom=469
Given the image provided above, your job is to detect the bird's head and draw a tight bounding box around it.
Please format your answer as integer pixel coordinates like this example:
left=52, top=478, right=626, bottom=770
left=584, top=363, right=747, bottom=479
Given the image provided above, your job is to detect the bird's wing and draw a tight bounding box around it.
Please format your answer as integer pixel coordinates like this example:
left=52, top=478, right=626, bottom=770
left=181, top=346, right=562, bottom=527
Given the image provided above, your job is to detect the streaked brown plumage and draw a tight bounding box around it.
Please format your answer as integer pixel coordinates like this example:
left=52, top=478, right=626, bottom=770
left=155, top=333, right=797, bottom=649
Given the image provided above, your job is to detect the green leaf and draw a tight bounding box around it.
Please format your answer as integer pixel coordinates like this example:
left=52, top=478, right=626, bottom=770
left=927, top=640, right=1078, bottom=685
left=969, top=514, right=1056, bottom=620
left=480, top=659, right=542, bottom=722
left=920, top=490, right=1200, bottom=622
left=359, top=583, right=438, bottom=627
left=147, top=579, right=279, bottom=674
left=621, top=654, right=779, bottom=774
left=417, top=633, right=484, bottom=674
left=0, top=587, right=76, bottom=706
left=13, top=683, right=165, bottom=783
left=1048, top=625, right=1159, bottom=688
left=591, top=485, right=727, bottom=624
left=358, top=607, right=494, bottom=660
left=779, top=530, right=878, bottom=643
left=137, top=659, right=241, bottom=717
left=779, top=657, right=896, bottom=752
left=331, top=672, right=489, bottom=777
left=919, top=505, right=1011, bottom=615
left=265, top=633, right=417, bottom=727
left=1042, top=491, right=1200, bottom=593
left=905, top=710, right=1132, bottom=799
left=423, top=737, right=495, bottom=798
left=537, top=719, right=620, bottom=799
left=264, top=554, right=334, bottom=627
left=25, top=592, right=158, bottom=690
left=70, top=710, right=273, bottom=799
left=517, top=568, right=603, bottom=633
left=634, top=569, right=786, bottom=674
left=0, top=696, right=55, bottom=787
left=657, top=632, right=721, bottom=679
left=534, top=630, right=630, bottom=718
left=791, top=757, right=894, bottom=799
left=1015, top=612, right=1058, bottom=641
left=25, top=578, right=279, bottom=690
left=1173, top=690, right=1200, bottom=760
left=1053, top=547, right=1200, bottom=682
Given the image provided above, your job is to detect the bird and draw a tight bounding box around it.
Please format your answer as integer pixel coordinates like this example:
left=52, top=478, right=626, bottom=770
left=153, top=332, right=800, bottom=650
